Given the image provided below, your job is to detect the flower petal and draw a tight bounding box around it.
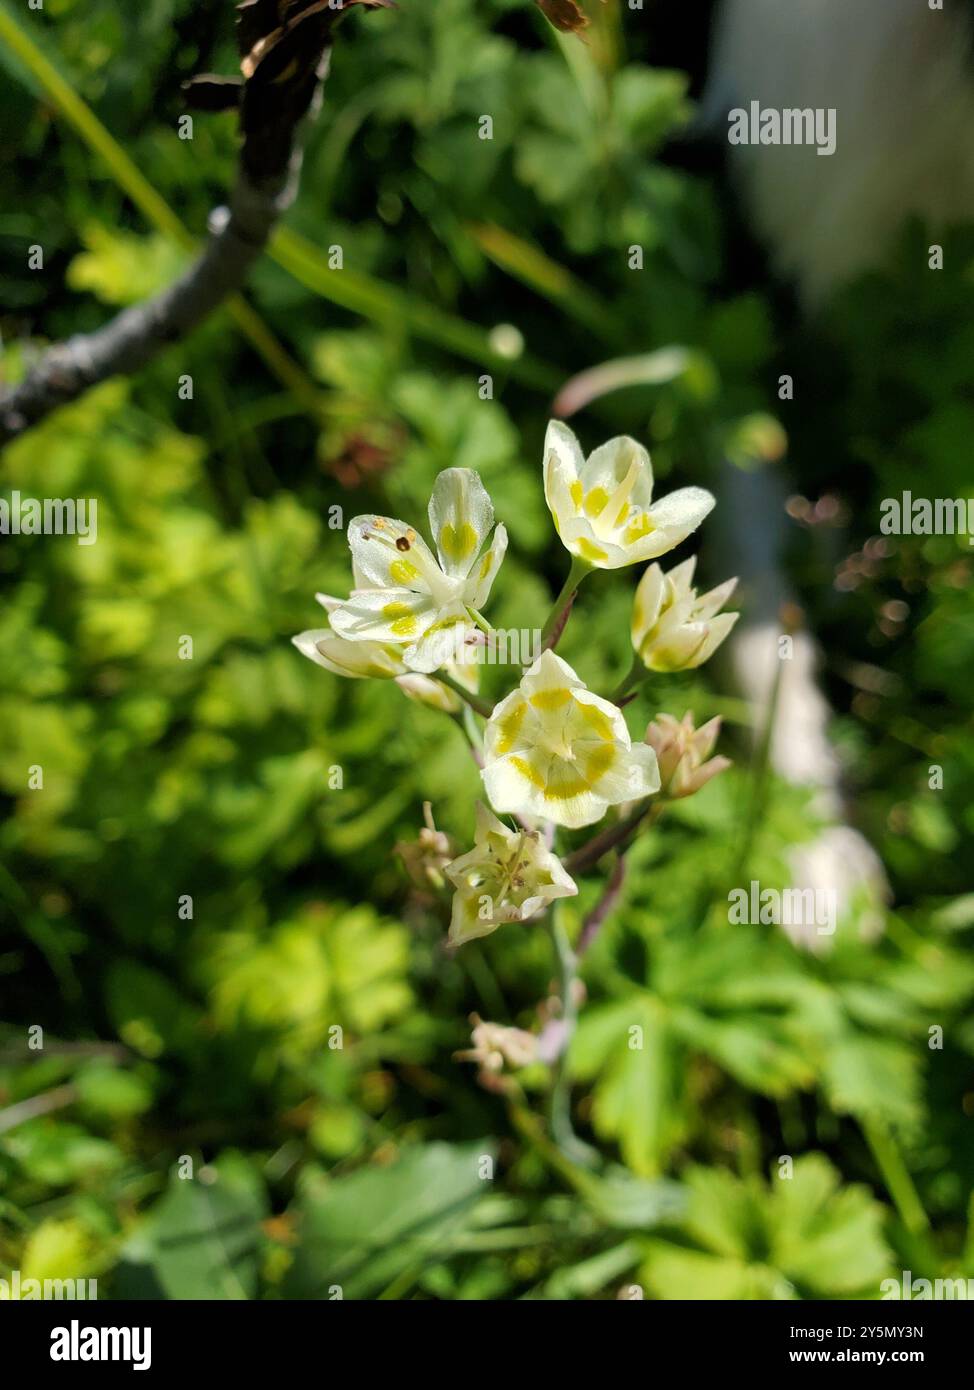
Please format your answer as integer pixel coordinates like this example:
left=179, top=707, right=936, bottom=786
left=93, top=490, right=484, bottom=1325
left=482, top=752, right=549, bottom=821
left=484, top=688, right=534, bottom=760
left=468, top=523, right=508, bottom=609
left=578, top=435, right=654, bottom=518
left=329, top=587, right=436, bottom=645
left=473, top=800, right=511, bottom=845
left=644, top=622, right=711, bottom=672
left=623, top=742, right=662, bottom=799
left=631, top=563, right=665, bottom=649
left=292, top=628, right=403, bottom=679
left=428, top=468, right=494, bottom=579
left=543, top=419, right=585, bottom=535
left=631, top=486, right=715, bottom=561
left=549, top=518, right=620, bottom=567
left=404, top=605, right=475, bottom=673
left=695, top=575, right=738, bottom=621
left=448, top=890, right=497, bottom=947
left=347, top=514, right=441, bottom=592
left=395, top=673, right=461, bottom=713
left=666, top=556, right=697, bottom=599
left=569, top=688, right=632, bottom=747
left=686, top=610, right=740, bottom=668
left=520, top=648, right=586, bottom=697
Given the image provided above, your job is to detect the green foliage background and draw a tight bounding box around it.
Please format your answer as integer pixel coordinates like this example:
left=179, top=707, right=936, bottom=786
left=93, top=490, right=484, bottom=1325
left=1, top=0, right=972, bottom=1300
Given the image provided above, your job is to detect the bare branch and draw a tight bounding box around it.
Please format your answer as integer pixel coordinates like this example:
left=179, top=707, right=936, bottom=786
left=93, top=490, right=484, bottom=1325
left=0, top=1083, right=78, bottom=1135
left=0, top=0, right=391, bottom=448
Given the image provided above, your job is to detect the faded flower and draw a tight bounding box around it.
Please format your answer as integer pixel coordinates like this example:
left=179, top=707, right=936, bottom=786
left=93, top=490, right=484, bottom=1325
left=395, top=802, right=458, bottom=891
left=454, top=1013, right=538, bottom=1080
left=445, top=802, right=577, bottom=946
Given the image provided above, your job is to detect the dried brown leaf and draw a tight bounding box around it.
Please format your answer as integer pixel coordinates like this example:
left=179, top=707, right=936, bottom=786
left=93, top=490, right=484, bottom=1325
left=535, top=0, right=590, bottom=35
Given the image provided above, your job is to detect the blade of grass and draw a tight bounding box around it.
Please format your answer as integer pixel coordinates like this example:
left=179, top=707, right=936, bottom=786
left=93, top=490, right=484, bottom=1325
left=861, top=1115, right=929, bottom=1237
left=465, top=221, right=620, bottom=341
left=270, top=227, right=561, bottom=393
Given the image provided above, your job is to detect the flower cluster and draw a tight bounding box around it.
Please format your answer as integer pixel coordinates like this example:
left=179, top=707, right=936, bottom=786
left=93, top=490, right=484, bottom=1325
left=294, top=421, right=737, bottom=955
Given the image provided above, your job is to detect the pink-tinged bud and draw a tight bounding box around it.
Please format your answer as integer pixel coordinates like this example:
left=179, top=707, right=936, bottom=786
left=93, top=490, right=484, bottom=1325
left=645, top=712, right=731, bottom=800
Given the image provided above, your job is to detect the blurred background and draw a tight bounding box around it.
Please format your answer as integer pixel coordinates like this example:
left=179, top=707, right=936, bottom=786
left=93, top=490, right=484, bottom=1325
left=0, top=0, right=972, bottom=1300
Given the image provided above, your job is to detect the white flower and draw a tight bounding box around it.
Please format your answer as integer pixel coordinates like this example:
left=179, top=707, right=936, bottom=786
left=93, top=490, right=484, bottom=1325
left=645, top=711, right=731, bottom=800
left=482, top=650, right=660, bottom=829
left=543, top=419, right=714, bottom=569
left=445, top=802, right=577, bottom=946
left=327, top=468, right=507, bottom=673
left=293, top=593, right=476, bottom=713
left=631, top=557, right=738, bottom=672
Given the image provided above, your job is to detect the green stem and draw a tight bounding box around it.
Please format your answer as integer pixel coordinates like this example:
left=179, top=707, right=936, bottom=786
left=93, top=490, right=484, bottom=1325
left=610, top=653, right=644, bottom=704
left=547, top=908, right=599, bottom=1167
left=508, top=1102, right=602, bottom=1199
left=861, top=1116, right=929, bottom=1236
left=735, top=641, right=785, bottom=879
left=438, top=670, right=493, bottom=719
left=540, top=555, right=591, bottom=650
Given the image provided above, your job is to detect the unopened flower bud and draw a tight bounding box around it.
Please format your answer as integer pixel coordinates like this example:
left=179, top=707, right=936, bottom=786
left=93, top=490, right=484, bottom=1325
left=645, top=711, right=731, bottom=800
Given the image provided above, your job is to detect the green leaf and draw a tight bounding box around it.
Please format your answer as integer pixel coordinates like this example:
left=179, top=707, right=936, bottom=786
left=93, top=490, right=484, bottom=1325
left=641, top=1156, right=892, bottom=1301
left=611, top=67, right=690, bottom=150
left=75, top=1063, right=153, bottom=1119
left=284, top=1142, right=496, bottom=1299
left=821, top=1035, right=921, bottom=1128
left=641, top=1241, right=790, bottom=1301
left=533, top=1241, right=643, bottom=1300
left=117, top=1162, right=267, bottom=1301
left=21, top=1218, right=95, bottom=1283
left=3, top=1122, right=122, bottom=1188
left=105, top=962, right=199, bottom=1060
left=570, top=996, right=687, bottom=1177
left=768, top=1155, right=892, bottom=1295
left=67, top=225, right=185, bottom=306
